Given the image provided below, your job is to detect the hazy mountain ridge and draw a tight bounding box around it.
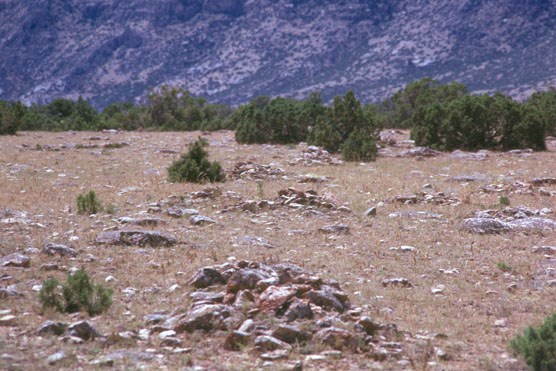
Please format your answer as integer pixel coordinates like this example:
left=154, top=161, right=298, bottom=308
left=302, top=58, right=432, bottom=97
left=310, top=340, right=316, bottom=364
left=1, top=0, right=555, bottom=108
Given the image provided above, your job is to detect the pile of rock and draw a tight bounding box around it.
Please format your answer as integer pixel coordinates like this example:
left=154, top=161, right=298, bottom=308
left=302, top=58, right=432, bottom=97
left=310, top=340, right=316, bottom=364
left=143, top=261, right=406, bottom=361
left=290, top=146, right=343, bottom=166
left=277, top=188, right=342, bottom=210
left=390, top=192, right=460, bottom=206
left=228, top=162, right=285, bottom=180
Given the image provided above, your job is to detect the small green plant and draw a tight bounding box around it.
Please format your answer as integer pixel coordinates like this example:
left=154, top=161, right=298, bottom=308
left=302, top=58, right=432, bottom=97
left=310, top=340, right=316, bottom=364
left=77, top=190, right=102, bottom=214
left=496, top=262, right=513, bottom=273
left=167, top=138, right=225, bottom=183
left=499, top=196, right=511, bottom=206
left=511, top=312, right=556, bottom=371
left=38, top=269, right=113, bottom=316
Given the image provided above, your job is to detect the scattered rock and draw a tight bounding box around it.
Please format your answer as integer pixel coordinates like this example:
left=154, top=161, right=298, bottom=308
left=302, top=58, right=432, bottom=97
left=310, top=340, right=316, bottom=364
left=174, top=304, right=234, bottom=333
left=382, top=278, right=412, bottom=288
left=303, top=289, right=349, bottom=313
left=66, top=321, right=100, bottom=341
left=46, top=351, right=67, bottom=365
left=43, top=243, right=78, bottom=257
left=260, top=349, right=291, bottom=360
left=254, top=335, right=292, bottom=352
left=431, top=285, right=446, bottom=295
left=229, top=162, right=285, bottom=180
left=318, top=224, right=350, bottom=235
left=90, top=350, right=155, bottom=366
left=291, top=146, right=342, bottom=166
left=190, top=215, right=216, bottom=226
left=284, top=298, right=314, bottom=322
left=459, top=218, right=512, bottom=234
left=462, top=208, right=556, bottom=234
left=449, top=150, right=489, bottom=161
left=227, top=268, right=273, bottom=293
left=399, top=147, right=441, bottom=157
left=364, top=207, right=377, bottom=217
left=448, top=173, right=487, bottom=182
left=36, top=320, right=68, bottom=336
left=224, top=330, right=251, bottom=351
left=167, top=207, right=199, bottom=218
left=357, top=316, right=381, bottom=335
left=0, top=286, right=24, bottom=298
left=190, top=187, right=221, bottom=199
left=272, top=324, right=310, bottom=344
left=117, top=217, right=165, bottom=226
left=297, top=173, right=329, bottom=183
left=258, top=286, right=298, bottom=312
left=388, top=211, right=443, bottom=219
left=190, top=267, right=226, bottom=288
left=0, top=315, right=16, bottom=326
left=531, top=177, right=556, bottom=186
left=96, top=230, right=176, bottom=247
left=505, top=149, right=533, bottom=157
left=393, top=194, right=418, bottom=204
left=277, top=188, right=338, bottom=210
left=233, top=235, right=274, bottom=249
left=0, top=253, right=30, bottom=268
left=314, top=327, right=357, bottom=351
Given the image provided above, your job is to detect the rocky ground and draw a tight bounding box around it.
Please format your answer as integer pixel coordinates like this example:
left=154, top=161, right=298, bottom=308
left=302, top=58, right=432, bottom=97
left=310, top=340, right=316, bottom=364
left=1, top=130, right=556, bottom=369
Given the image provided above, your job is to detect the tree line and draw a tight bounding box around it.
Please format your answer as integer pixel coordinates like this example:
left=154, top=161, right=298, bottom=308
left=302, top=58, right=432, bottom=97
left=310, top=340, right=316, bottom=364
left=1, top=79, right=555, bottom=160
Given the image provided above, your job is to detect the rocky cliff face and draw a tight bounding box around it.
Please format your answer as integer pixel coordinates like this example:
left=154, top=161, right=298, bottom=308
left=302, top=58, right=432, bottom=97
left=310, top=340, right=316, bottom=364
left=1, top=0, right=555, bottom=108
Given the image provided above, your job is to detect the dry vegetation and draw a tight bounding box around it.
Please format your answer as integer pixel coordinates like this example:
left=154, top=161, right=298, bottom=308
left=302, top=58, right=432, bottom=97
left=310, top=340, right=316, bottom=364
left=1, top=130, right=556, bottom=370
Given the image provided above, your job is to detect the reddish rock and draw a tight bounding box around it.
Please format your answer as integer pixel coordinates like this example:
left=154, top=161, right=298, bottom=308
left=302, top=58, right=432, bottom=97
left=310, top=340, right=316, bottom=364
left=257, top=286, right=297, bottom=312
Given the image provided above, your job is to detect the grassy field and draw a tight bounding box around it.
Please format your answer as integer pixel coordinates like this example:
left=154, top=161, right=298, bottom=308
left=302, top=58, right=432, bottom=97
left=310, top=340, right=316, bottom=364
left=1, top=130, right=555, bottom=370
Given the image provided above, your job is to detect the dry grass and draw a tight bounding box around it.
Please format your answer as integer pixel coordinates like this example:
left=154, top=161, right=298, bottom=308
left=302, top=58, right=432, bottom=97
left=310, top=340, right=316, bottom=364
left=1, top=130, right=555, bottom=370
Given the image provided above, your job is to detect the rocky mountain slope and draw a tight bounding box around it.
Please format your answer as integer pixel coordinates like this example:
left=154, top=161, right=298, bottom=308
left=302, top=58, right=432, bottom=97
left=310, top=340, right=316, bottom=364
left=1, top=0, right=555, bottom=108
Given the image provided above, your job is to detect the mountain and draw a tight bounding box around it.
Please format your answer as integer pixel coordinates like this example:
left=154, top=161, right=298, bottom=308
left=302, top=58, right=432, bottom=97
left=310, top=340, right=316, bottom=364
left=1, top=0, right=555, bottom=108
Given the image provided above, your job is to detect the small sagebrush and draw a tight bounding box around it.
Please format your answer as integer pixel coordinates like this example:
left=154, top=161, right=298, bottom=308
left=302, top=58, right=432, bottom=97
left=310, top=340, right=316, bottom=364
left=167, top=138, right=225, bottom=183
left=38, top=269, right=113, bottom=316
left=511, top=312, right=556, bottom=371
left=77, top=190, right=102, bottom=214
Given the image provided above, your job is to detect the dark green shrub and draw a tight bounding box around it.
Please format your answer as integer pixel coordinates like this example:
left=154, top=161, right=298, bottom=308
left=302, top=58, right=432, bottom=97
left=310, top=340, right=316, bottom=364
left=167, top=138, right=225, bottom=183
left=412, top=93, right=547, bottom=151
left=0, top=100, right=25, bottom=135
left=235, top=94, right=324, bottom=145
left=38, top=269, right=113, bottom=316
left=63, top=269, right=113, bottom=316
left=380, top=78, right=467, bottom=129
left=511, top=312, right=556, bottom=371
left=308, top=91, right=379, bottom=162
left=38, top=277, right=64, bottom=313
left=307, top=117, right=343, bottom=153
left=77, top=191, right=102, bottom=214
left=340, top=127, right=377, bottom=162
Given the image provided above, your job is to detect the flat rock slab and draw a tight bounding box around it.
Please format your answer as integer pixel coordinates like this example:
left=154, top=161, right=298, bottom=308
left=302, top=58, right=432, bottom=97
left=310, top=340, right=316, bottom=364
left=0, top=253, right=30, bottom=268
left=190, top=215, right=216, bottom=226
left=96, top=230, right=176, bottom=247
left=388, top=211, right=443, bottom=219
left=461, top=217, right=556, bottom=234
left=43, top=243, right=78, bottom=257
left=399, top=147, right=441, bottom=157
left=117, top=217, right=165, bottom=226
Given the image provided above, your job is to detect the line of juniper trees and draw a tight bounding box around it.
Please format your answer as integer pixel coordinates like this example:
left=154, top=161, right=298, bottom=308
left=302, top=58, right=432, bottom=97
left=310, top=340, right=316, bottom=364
left=1, top=78, right=555, bottom=160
